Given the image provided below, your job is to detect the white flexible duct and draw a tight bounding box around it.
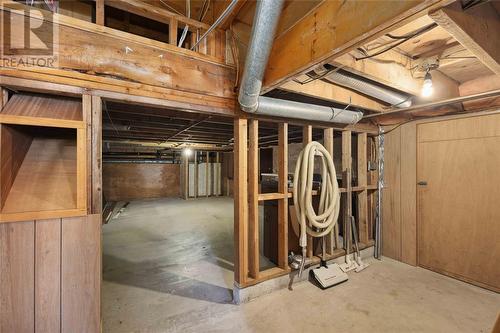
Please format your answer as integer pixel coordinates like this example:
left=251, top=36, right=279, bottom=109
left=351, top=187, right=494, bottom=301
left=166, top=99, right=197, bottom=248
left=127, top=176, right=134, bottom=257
left=292, top=141, right=341, bottom=274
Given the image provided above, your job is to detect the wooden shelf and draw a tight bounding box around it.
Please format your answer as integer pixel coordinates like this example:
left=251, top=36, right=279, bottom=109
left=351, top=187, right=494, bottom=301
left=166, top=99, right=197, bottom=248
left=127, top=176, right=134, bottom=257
left=0, top=94, right=86, bottom=223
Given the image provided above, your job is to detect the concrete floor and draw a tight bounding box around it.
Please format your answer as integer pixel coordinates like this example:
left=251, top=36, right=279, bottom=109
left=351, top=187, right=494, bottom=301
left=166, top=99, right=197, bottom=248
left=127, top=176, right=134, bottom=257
left=103, top=197, right=500, bottom=333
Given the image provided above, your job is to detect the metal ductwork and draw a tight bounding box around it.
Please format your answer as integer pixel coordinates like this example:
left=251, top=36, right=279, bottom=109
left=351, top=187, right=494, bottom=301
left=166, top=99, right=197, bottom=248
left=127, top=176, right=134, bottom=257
left=318, top=68, right=412, bottom=108
left=238, top=0, right=363, bottom=124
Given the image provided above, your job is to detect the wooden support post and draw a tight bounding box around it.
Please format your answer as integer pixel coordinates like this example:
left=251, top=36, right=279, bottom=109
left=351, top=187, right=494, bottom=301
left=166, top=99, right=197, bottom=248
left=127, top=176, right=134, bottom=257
left=83, top=95, right=92, bottom=215
left=194, top=151, right=198, bottom=198
left=234, top=118, right=248, bottom=285
left=342, top=131, right=352, bottom=252
left=205, top=151, right=210, bottom=197
left=357, top=132, right=369, bottom=244
left=1, top=88, right=8, bottom=108
left=323, top=128, right=338, bottom=253
left=208, top=32, right=217, bottom=57
left=95, top=0, right=104, bottom=26
left=190, top=29, right=197, bottom=51
left=91, top=96, right=102, bottom=214
left=169, top=19, right=178, bottom=45
left=303, top=125, right=313, bottom=258
left=198, top=29, right=208, bottom=55
left=248, top=119, right=259, bottom=278
left=278, top=123, right=288, bottom=268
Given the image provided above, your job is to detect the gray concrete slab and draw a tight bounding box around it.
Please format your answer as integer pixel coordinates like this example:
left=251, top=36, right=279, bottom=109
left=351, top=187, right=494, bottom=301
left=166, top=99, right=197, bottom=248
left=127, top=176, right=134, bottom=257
left=103, top=197, right=500, bottom=333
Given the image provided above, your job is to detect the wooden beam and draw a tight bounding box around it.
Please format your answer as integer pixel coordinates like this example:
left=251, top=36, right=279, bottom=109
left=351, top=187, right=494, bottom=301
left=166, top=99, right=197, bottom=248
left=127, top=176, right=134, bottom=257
left=234, top=118, right=248, bottom=285
left=1, top=2, right=236, bottom=102
left=262, top=0, right=449, bottom=92
left=277, top=122, right=288, bottom=268
left=430, top=2, right=500, bottom=74
left=83, top=95, right=92, bottom=214
left=323, top=128, right=339, bottom=253
left=280, top=79, right=385, bottom=112
left=101, top=0, right=212, bottom=31
left=169, top=18, right=178, bottom=45
left=303, top=125, right=313, bottom=258
left=0, top=74, right=236, bottom=118
left=91, top=96, right=102, bottom=214
left=459, top=74, right=500, bottom=110
left=342, top=131, right=352, bottom=252
left=357, top=132, right=369, bottom=243
left=248, top=119, right=259, bottom=278
left=213, top=0, right=248, bottom=30
left=95, top=0, right=104, bottom=25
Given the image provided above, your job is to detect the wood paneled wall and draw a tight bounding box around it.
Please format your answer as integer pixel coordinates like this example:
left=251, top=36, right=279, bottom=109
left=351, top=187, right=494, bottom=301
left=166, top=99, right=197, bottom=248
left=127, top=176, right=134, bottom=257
left=382, top=110, right=500, bottom=291
left=103, top=162, right=181, bottom=201
left=382, top=123, right=417, bottom=265
left=0, top=215, right=101, bottom=333
left=0, top=89, right=102, bottom=332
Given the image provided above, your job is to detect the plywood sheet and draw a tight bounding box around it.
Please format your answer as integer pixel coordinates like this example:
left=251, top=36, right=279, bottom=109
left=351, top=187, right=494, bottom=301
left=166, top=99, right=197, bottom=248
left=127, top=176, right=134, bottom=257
left=61, top=214, right=101, bottom=333
left=35, top=218, right=61, bottom=333
left=0, top=124, right=33, bottom=209
left=2, top=138, right=77, bottom=213
left=1, top=93, right=82, bottom=121
left=418, top=123, right=500, bottom=292
left=103, top=162, right=180, bottom=201
left=0, top=221, right=35, bottom=332
left=381, top=126, right=401, bottom=260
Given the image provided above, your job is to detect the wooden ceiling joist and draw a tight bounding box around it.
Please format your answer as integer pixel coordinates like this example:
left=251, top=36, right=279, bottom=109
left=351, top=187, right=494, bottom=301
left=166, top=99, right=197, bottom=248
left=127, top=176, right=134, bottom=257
left=212, top=0, right=248, bottom=30
left=429, top=2, right=500, bottom=75
left=98, top=0, right=212, bottom=30
left=261, top=0, right=453, bottom=93
left=279, top=80, right=386, bottom=113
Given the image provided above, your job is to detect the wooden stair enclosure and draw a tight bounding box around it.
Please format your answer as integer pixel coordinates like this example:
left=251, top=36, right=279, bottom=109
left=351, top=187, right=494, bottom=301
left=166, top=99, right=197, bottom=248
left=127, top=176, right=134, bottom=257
left=0, top=93, right=87, bottom=222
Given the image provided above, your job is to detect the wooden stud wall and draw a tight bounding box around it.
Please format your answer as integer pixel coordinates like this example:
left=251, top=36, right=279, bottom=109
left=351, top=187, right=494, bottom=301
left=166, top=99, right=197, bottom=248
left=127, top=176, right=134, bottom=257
left=235, top=117, right=375, bottom=288
left=248, top=119, right=259, bottom=279
left=234, top=118, right=248, bottom=286
left=277, top=123, right=288, bottom=268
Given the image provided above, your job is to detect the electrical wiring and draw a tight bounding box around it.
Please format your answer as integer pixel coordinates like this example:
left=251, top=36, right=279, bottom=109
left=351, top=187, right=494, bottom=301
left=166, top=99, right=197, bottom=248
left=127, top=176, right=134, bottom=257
left=159, top=0, right=183, bottom=15
left=355, top=23, right=438, bottom=61
left=198, top=0, right=211, bottom=22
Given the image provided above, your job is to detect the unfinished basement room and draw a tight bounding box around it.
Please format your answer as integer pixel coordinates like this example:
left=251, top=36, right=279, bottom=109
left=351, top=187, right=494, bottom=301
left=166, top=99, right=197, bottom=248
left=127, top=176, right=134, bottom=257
left=0, top=0, right=499, bottom=332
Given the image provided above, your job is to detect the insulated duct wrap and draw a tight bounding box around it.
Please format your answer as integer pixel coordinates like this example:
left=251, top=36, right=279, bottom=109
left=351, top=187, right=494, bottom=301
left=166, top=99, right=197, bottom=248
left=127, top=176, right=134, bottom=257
left=258, top=96, right=363, bottom=124
left=322, top=70, right=412, bottom=108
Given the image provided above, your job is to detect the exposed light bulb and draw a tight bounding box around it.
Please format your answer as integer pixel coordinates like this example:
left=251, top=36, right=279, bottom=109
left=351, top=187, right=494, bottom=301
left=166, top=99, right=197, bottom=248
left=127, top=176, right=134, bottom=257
left=421, top=72, right=433, bottom=98
left=183, top=148, right=193, bottom=157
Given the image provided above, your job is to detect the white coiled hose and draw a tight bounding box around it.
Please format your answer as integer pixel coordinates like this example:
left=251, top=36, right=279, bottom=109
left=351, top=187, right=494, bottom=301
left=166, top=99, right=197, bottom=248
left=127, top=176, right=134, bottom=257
left=292, top=141, right=341, bottom=274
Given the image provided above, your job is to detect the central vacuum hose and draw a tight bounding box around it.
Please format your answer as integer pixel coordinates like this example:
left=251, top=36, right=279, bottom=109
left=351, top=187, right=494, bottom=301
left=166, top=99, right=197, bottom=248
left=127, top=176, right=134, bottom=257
left=292, top=141, right=341, bottom=277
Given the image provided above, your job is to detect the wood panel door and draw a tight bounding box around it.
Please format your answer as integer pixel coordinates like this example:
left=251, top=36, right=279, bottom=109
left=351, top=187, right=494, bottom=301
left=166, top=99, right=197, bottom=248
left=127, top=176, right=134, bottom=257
left=417, top=119, right=500, bottom=292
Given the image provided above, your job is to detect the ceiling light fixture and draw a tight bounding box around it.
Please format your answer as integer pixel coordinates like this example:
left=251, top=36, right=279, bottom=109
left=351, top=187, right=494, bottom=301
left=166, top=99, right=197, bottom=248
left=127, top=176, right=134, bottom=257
left=183, top=148, right=193, bottom=157
left=421, top=71, right=433, bottom=98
